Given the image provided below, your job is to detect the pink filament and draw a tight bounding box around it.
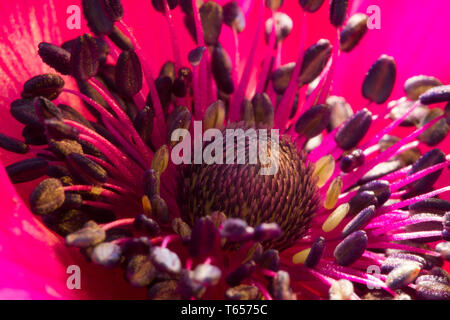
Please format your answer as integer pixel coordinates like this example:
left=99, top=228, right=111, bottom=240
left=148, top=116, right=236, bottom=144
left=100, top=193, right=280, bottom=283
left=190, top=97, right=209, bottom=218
left=229, top=0, right=265, bottom=122
left=274, top=12, right=307, bottom=129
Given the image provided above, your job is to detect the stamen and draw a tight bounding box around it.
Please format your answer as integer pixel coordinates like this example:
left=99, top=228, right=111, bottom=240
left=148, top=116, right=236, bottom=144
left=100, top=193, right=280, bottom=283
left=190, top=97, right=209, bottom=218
left=404, top=75, right=442, bottom=100
left=322, top=203, right=349, bottom=232
left=362, top=55, right=396, bottom=104
left=333, top=230, right=368, bottom=266
left=324, top=176, right=342, bottom=209
left=162, top=0, right=183, bottom=69
left=29, top=178, right=65, bottom=215
left=256, top=11, right=277, bottom=94
left=229, top=0, right=265, bottom=122
left=313, top=154, right=335, bottom=187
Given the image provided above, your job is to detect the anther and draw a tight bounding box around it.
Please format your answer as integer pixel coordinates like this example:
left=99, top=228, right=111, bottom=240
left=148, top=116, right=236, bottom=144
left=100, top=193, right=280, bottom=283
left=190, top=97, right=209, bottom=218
left=305, top=236, right=325, bottom=268
left=211, top=44, right=234, bottom=94
left=348, top=190, right=378, bottom=215
left=91, top=242, right=122, bottom=268
left=22, top=74, right=64, bottom=100
left=409, top=198, right=450, bottom=215
left=340, top=13, right=368, bottom=52
left=150, top=246, right=182, bottom=275
left=10, top=99, right=42, bottom=128
left=126, top=254, right=156, bottom=287
left=55, top=209, right=88, bottom=236
left=221, top=218, right=254, bottom=242
left=115, top=50, right=143, bottom=97
left=381, top=253, right=426, bottom=273
left=151, top=195, right=170, bottom=224
left=223, top=1, right=245, bottom=32
left=151, top=145, right=169, bottom=174
left=188, top=47, right=206, bottom=66
left=103, top=0, right=124, bottom=21
left=404, top=75, right=442, bottom=101
left=193, top=264, right=222, bottom=286
left=82, top=0, right=114, bottom=35
left=325, top=177, right=342, bottom=209
left=295, top=104, right=331, bottom=139
left=313, top=154, right=335, bottom=187
left=44, top=119, right=79, bottom=140
left=172, top=218, right=192, bottom=242
left=333, top=230, right=368, bottom=266
left=134, top=214, right=161, bottom=237
left=30, top=178, right=65, bottom=215
left=6, top=158, right=48, bottom=184
left=65, top=220, right=106, bottom=247
left=388, top=99, right=429, bottom=127
left=151, top=0, right=178, bottom=12
left=270, top=270, right=295, bottom=300
left=265, top=0, right=283, bottom=10
left=341, top=205, right=376, bottom=238
left=326, top=96, right=353, bottom=131
left=251, top=93, right=274, bottom=127
left=253, top=223, right=282, bottom=242
left=258, top=249, right=280, bottom=272
left=329, top=0, right=349, bottom=27
left=143, top=169, right=160, bottom=199
left=406, top=149, right=445, bottom=195
left=38, top=43, right=72, bottom=75
left=299, top=39, right=332, bottom=85
left=335, top=108, right=372, bottom=150
left=203, top=100, right=226, bottom=130
left=0, top=133, right=29, bottom=154
left=329, top=279, right=354, bottom=300
left=200, top=1, right=223, bottom=46
left=172, top=67, right=193, bottom=97
left=265, top=12, right=293, bottom=43
left=415, top=279, right=450, bottom=300
left=68, top=152, right=108, bottom=183
left=322, top=203, right=349, bottom=232
left=107, top=26, right=134, bottom=51
left=435, top=242, right=450, bottom=261
left=358, top=180, right=391, bottom=206
left=362, top=55, right=397, bottom=104
left=71, top=34, right=101, bottom=81
left=299, top=0, right=325, bottom=13
left=34, top=96, right=62, bottom=121
left=49, top=139, right=84, bottom=158
left=189, top=217, right=220, bottom=259
left=418, top=108, right=449, bottom=146
left=134, top=106, right=155, bottom=147
left=148, top=280, right=181, bottom=299
left=419, top=85, right=450, bottom=105
left=339, top=148, right=365, bottom=173
left=226, top=285, right=261, bottom=300
left=271, top=63, right=295, bottom=94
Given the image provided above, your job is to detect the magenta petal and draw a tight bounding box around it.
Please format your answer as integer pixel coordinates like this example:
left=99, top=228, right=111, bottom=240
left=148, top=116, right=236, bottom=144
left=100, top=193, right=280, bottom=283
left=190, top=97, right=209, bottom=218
left=332, top=0, right=450, bottom=108
left=0, top=163, right=83, bottom=299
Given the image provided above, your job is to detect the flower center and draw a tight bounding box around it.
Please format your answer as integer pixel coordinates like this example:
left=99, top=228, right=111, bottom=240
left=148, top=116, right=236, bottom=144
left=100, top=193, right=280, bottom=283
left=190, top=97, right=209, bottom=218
left=179, top=122, right=320, bottom=250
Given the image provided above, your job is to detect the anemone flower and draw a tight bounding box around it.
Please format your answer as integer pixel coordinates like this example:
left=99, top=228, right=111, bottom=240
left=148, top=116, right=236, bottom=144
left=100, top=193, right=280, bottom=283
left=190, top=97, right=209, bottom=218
left=0, top=0, right=450, bottom=300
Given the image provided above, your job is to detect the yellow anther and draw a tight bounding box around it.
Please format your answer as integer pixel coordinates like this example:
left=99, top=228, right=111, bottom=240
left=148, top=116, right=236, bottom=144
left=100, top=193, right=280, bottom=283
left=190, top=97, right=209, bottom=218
left=292, top=248, right=311, bottom=264
left=313, top=154, right=335, bottom=187
left=151, top=145, right=169, bottom=174
left=324, top=176, right=343, bottom=209
left=322, top=203, right=350, bottom=232
left=142, top=195, right=152, bottom=216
